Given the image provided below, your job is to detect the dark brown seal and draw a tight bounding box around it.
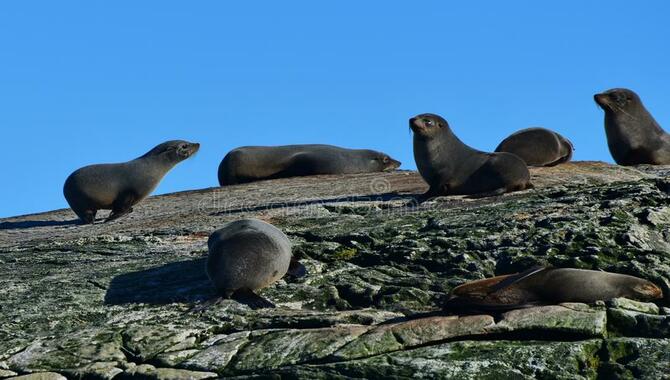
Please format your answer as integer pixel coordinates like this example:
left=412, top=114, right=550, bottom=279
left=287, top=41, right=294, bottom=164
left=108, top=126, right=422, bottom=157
left=594, top=88, right=670, bottom=165
left=446, top=267, right=663, bottom=311
left=410, top=113, right=532, bottom=199
left=63, top=140, right=200, bottom=224
left=206, top=218, right=306, bottom=309
left=495, top=127, right=574, bottom=167
left=217, top=144, right=401, bottom=186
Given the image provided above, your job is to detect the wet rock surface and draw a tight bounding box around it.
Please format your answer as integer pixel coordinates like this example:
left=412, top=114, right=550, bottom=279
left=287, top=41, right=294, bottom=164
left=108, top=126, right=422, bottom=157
left=1, top=162, right=669, bottom=379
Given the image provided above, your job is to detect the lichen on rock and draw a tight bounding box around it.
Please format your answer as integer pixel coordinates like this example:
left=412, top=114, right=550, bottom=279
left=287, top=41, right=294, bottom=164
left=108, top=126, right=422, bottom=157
left=1, top=162, right=669, bottom=378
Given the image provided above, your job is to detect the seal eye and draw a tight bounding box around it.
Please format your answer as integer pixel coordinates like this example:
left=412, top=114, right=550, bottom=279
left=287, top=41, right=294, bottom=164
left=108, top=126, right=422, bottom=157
left=424, top=119, right=433, bottom=126
left=382, top=156, right=389, bottom=163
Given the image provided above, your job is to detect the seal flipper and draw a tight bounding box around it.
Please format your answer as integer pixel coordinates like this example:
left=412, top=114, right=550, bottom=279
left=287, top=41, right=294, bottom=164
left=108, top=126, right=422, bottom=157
left=415, top=184, right=449, bottom=204
left=232, top=288, right=276, bottom=309
left=74, top=209, right=97, bottom=224
left=287, top=258, right=307, bottom=278
left=488, top=266, right=548, bottom=294
left=106, top=191, right=137, bottom=222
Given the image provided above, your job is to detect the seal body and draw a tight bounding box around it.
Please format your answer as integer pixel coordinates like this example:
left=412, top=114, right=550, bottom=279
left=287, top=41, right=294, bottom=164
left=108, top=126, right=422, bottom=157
left=63, top=140, right=199, bottom=224
left=448, top=267, right=662, bottom=311
left=410, top=113, right=532, bottom=197
left=594, top=88, right=670, bottom=165
left=495, top=128, right=574, bottom=167
left=207, top=219, right=303, bottom=308
left=218, top=144, right=401, bottom=186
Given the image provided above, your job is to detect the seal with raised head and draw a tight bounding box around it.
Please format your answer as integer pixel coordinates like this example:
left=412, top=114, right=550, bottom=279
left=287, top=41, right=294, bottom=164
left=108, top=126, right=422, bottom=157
left=217, top=144, right=401, bottom=186
left=206, top=218, right=306, bottom=309
left=594, top=88, right=670, bottom=165
left=410, top=113, right=532, bottom=199
left=495, top=127, right=574, bottom=167
left=446, top=266, right=663, bottom=312
left=63, top=140, right=200, bottom=224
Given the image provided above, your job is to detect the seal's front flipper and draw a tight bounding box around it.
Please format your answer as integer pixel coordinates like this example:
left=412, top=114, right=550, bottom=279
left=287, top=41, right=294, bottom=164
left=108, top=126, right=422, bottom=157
left=232, top=288, right=276, bottom=309
left=414, top=185, right=445, bottom=204
left=106, top=207, right=134, bottom=222
left=287, top=258, right=307, bottom=278
left=106, top=191, right=137, bottom=222
left=489, top=266, right=548, bottom=294
left=75, top=209, right=97, bottom=224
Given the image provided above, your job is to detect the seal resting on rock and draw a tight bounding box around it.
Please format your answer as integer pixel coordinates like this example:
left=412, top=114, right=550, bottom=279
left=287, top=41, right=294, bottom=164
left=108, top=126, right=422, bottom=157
left=63, top=140, right=200, bottom=224
left=594, top=88, right=670, bottom=165
left=495, top=127, right=574, bottom=167
left=410, top=113, right=532, bottom=199
left=446, top=267, right=663, bottom=311
left=217, top=144, right=401, bottom=186
left=206, top=219, right=306, bottom=309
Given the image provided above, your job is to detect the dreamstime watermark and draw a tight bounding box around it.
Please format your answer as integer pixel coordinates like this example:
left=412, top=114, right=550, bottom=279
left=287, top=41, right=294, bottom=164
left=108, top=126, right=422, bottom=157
left=197, top=178, right=423, bottom=218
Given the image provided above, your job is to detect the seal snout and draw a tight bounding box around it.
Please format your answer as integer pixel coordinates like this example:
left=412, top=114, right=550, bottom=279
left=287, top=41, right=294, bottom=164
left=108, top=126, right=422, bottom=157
left=409, top=116, right=424, bottom=133
left=384, top=157, right=402, bottom=171
left=594, top=93, right=610, bottom=109
left=186, top=142, right=201, bottom=157
left=633, top=282, right=664, bottom=300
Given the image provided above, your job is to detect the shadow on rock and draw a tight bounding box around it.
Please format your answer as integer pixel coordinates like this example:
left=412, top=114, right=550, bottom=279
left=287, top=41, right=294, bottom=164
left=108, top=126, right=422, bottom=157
left=210, top=192, right=416, bottom=215
left=0, top=219, right=80, bottom=230
left=104, top=258, right=216, bottom=305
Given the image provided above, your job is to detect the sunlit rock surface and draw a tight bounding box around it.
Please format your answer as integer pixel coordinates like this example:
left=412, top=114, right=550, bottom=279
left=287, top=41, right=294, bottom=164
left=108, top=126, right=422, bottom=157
left=1, top=162, right=669, bottom=379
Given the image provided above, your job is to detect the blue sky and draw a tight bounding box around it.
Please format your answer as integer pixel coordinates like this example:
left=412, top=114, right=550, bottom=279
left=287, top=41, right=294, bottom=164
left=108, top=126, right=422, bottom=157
left=1, top=1, right=669, bottom=217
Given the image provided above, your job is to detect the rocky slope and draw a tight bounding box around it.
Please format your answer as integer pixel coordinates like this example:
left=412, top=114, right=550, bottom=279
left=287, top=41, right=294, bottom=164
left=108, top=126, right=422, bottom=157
left=1, top=162, right=669, bottom=379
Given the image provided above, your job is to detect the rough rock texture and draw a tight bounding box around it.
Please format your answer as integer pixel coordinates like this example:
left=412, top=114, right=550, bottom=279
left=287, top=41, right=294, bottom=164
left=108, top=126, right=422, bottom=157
left=1, top=161, right=669, bottom=379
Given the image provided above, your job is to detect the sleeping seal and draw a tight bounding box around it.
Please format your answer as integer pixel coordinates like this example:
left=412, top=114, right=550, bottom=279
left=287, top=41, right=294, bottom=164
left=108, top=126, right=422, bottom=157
left=217, top=144, right=401, bottom=186
left=446, top=267, right=663, bottom=311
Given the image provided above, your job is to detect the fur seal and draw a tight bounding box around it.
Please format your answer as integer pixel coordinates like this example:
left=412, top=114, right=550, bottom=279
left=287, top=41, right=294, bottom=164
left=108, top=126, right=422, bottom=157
left=594, top=88, right=670, bottom=165
left=410, top=113, right=532, bottom=198
left=206, top=218, right=306, bottom=309
left=217, top=144, right=401, bottom=186
left=495, top=128, right=574, bottom=167
left=446, top=267, right=663, bottom=311
left=63, top=140, right=200, bottom=224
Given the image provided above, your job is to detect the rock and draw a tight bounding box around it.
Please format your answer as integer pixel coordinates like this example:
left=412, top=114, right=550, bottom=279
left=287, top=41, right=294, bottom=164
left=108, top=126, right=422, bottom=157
left=116, top=364, right=217, bottom=380
left=0, top=369, right=17, bottom=378
left=228, top=325, right=369, bottom=372
left=9, top=373, right=67, bottom=380
left=179, top=332, right=250, bottom=373
left=274, top=340, right=603, bottom=379
left=63, top=361, right=123, bottom=380
left=332, top=315, right=495, bottom=360
left=491, top=304, right=607, bottom=338
left=607, top=309, right=670, bottom=338
left=607, top=297, right=660, bottom=314
left=601, top=338, right=670, bottom=378
left=1, top=163, right=669, bottom=377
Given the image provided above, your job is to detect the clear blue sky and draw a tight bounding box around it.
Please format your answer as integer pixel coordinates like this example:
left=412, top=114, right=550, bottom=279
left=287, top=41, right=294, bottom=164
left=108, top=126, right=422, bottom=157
left=1, top=2, right=669, bottom=218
